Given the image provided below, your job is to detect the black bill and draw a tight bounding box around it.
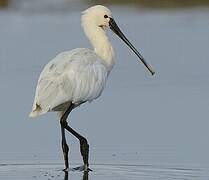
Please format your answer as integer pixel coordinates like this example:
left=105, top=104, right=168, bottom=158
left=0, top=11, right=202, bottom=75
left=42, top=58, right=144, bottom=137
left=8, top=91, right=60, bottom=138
left=109, top=17, right=155, bottom=76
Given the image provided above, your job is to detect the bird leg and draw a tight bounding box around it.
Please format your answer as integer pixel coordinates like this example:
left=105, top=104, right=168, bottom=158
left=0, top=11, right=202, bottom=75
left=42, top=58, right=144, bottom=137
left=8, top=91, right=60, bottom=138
left=60, top=104, right=75, bottom=171
left=60, top=121, right=69, bottom=171
left=63, top=122, right=91, bottom=171
left=80, top=137, right=89, bottom=169
left=60, top=103, right=91, bottom=171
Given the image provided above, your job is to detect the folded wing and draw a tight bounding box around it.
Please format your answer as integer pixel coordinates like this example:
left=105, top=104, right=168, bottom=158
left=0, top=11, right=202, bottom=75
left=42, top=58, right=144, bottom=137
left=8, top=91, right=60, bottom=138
left=29, top=48, right=108, bottom=117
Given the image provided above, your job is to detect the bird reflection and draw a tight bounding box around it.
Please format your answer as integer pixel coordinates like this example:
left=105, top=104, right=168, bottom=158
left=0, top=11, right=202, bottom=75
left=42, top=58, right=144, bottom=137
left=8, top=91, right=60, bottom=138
left=64, top=171, right=89, bottom=180
left=64, top=172, right=68, bottom=180
left=82, top=171, right=89, bottom=180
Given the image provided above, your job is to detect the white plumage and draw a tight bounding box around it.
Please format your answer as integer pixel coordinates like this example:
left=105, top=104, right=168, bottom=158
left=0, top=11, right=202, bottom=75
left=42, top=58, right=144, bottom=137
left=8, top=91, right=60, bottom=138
left=29, top=5, right=154, bottom=171
left=29, top=6, right=114, bottom=117
left=29, top=5, right=154, bottom=118
left=30, top=48, right=109, bottom=117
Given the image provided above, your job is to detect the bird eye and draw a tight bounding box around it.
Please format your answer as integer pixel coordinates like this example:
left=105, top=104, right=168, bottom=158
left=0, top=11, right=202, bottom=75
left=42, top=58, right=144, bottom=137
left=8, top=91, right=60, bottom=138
left=104, top=15, right=108, bottom=18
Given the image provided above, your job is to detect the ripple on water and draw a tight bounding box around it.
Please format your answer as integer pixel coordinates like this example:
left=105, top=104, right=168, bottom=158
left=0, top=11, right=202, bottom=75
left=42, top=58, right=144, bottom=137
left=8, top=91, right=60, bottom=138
left=0, top=163, right=209, bottom=180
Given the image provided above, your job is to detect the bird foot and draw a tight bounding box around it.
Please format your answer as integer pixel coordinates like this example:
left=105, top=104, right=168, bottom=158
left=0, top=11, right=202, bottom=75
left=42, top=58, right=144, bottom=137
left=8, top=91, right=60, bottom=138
left=72, top=165, right=92, bottom=172
left=62, top=167, right=70, bottom=172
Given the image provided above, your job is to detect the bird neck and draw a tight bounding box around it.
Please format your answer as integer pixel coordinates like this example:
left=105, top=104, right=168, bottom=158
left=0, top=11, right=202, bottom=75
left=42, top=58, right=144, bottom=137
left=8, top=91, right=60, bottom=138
left=82, top=24, right=115, bottom=71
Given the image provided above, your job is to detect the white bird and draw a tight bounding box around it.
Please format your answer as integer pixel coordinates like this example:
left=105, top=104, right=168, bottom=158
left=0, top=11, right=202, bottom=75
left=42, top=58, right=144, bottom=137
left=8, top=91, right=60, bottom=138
left=29, top=5, right=155, bottom=172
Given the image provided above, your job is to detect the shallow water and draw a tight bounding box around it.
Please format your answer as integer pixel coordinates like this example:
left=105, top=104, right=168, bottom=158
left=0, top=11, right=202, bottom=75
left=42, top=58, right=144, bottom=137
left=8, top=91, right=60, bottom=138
left=0, top=2, right=209, bottom=180
left=1, top=163, right=209, bottom=180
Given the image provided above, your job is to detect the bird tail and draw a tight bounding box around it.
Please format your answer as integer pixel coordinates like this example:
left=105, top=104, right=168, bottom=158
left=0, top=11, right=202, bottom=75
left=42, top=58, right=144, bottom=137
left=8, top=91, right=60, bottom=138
left=29, top=103, right=45, bottom=117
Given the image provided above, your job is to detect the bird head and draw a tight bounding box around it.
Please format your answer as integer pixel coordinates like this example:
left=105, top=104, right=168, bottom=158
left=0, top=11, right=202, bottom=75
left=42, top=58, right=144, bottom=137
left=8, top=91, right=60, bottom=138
left=82, top=5, right=155, bottom=76
left=82, top=5, right=112, bottom=30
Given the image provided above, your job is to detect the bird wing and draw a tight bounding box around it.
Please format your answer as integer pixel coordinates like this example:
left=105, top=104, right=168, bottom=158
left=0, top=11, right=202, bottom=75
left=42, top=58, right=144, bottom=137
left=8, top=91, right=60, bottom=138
left=29, top=48, right=108, bottom=117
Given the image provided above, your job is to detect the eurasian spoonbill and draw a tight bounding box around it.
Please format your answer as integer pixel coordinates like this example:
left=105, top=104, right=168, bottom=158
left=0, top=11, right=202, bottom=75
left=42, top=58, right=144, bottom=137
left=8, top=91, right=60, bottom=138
left=29, top=5, right=155, bottom=172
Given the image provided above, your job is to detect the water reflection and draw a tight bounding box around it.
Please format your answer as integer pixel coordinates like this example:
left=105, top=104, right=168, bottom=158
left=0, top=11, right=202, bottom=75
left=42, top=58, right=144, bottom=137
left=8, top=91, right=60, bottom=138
left=64, top=171, right=89, bottom=180
left=64, top=172, right=68, bottom=180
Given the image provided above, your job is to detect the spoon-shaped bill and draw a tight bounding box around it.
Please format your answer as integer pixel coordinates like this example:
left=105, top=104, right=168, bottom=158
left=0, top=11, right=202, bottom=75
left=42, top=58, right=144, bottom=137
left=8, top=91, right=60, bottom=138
left=109, top=18, right=155, bottom=76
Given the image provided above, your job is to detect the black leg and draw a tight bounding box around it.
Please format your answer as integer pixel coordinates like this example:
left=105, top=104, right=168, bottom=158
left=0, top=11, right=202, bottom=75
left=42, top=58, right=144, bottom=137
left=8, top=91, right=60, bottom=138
left=60, top=104, right=75, bottom=171
left=60, top=122, right=69, bottom=171
left=63, top=124, right=90, bottom=170
left=60, top=103, right=91, bottom=171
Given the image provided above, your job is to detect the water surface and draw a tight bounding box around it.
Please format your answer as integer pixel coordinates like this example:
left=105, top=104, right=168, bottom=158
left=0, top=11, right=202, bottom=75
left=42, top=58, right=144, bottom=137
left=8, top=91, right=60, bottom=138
left=0, top=3, right=209, bottom=180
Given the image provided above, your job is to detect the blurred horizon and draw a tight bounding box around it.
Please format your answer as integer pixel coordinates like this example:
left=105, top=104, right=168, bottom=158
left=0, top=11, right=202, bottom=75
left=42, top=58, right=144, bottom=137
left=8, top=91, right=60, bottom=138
left=1, top=0, right=209, bottom=12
